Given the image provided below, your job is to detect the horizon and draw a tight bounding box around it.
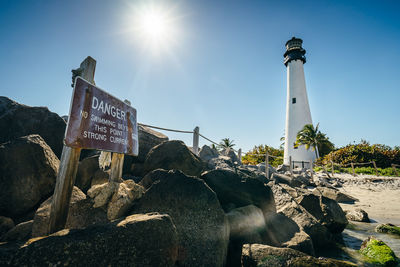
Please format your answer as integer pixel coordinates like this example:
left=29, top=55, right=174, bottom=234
left=1, top=0, right=399, bottom=152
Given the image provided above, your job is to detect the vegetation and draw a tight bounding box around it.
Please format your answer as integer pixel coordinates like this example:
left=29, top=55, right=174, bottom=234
left=375, top=223, right=400, bottom=236
left=218, top=138, right=235, bottom=150
left=359, top=237, right=398, bottom=266
left=241, top=145, right=283, bottom=167
left=313, top=166, right=399, bottom=176
left=319, top=140, right=400, bottom=168
left=295, top=123, right=334, bottom=158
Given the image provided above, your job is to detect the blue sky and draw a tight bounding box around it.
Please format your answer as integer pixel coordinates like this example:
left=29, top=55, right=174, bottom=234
left=0, top=0, right=399, bottom=152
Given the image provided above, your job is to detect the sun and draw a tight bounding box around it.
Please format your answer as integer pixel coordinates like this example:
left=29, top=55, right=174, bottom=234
left=137, top=8, right=169, bottom=44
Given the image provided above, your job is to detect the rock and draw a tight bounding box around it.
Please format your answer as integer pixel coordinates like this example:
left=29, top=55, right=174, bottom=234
left=107, top=181, right=144, bottom=220
left=201, top=169, right=276, bottom=217
left=1, top=213, right=179, bottom=266
left=1, top=220, right=33, bottom=242
left=271, top=183, right=333, bottom=250
left=208, top=156, right=234, bottom=170
left=313, top=187, right=358, bottom=203
left=133, top=170, right=229, bottom=266
left=0, top=97, right=66, bottom=158
left=359, top=236, right=398, bottom=266
left=32, top=186, right=107, bottom=237
left=0, top=216, right=14, bottom=237
left=75, top=155, right=109, bottom=192
left=375, top=223, right=400, bottom=236
left=242, top=243, right=357, bottom=267
left=271, top=173, right=309, bottom=187
left=139, top=169, right=170, bottom=189
left=143, top=140, right=206, bottom=177
left=220, top=148, right=239, bottom=163
left=276, top=164, right=290, bottom=173
left=264, top=213, right=314, bottom=255
left=87, top=182, right=117, bottom=208
left=199, top=145, right=219, bottom=162
left=345, top=209, right=370, bottom=222
left=0, top=135, right=59, bottom=220
left=90, top=169, right=110, bottom=187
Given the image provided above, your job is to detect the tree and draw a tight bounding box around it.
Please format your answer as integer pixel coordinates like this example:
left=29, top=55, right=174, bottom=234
left=241, top=145, right=283, bottom=166
left=218, top=138, right=235, bottom=150
left=295, top=123, right=333, bottom=158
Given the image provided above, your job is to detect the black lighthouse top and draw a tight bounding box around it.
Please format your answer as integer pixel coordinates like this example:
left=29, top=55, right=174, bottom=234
left=284, top=37, right=306, bottom=66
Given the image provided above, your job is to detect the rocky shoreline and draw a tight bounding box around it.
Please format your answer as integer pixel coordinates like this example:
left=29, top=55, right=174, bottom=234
left=0, top=96, right=399, bottom=266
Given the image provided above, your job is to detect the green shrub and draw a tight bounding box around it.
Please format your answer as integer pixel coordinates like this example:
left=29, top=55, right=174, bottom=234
left=242, top=145, right=283, bottom=167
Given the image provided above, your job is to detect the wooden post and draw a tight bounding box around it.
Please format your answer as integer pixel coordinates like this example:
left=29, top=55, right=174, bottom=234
left=48, top=56, right=96, bottom=235
left=265, top=151, right=269, bottom=179
left=309, top=160, right=313, bottom=180
left=289, top=156, right=293, bottom=177
left=372, top=161, right=378, bottom=176
left=108, top=99, right=131, bottom=182
left=351, top=162, right=356, bottom=176
left=392, top=164, right=399, bottom=177
left=331, top=161, right=334, bottom=177
left=192, top=126, right=199, bottom=156
left=238, top=148, right=242, bottom=164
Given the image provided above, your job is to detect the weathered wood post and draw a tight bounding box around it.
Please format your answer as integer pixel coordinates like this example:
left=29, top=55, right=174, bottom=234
left=309, top=160, right=313, bottom=180
left=109, top=99, right=131, bottom=182
left=265, top=151, right=269, bottom=179
left=238, top=148, right=242, bottom=164
left=351, top=162, right=356, bottom=176
left=289, top=156, right=293, bottom=177
left=48, top=56, right=96, bottom=234
left=192, top=126, right=199, bottom=156
left=392, top=164, right=399, bottom=176
left=331, top=161, right=334, bottom=177
left=372, top=161, right=378, bottom=176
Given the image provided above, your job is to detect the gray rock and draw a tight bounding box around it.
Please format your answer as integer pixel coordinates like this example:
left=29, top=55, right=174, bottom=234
left=139, top=168, right=170, bottom=189
left=0, top=216, right=14, bottom=237
left=201, top=169, right=276, bottom=218
left=271, top=173, right=309, bottom=187
left=345, top=208, right=370, bottom=222
left=1, top=213, right=179, bottom=267
left=208, top=156, right=234, bottom=170
left=0, top=97, right=66, bottom=158
left=75, top=155, right=109, bottom=193
left=32, top=186, right=107, bottom=238
left=313, top=187, right=358, bottom=203
left=199, top=145, right=219, bottom=162
left=133, top=170, right=229, bottom=267
left=0, top=135, right=59, bottom=220
left=1, top=220, right=32, bottom=242
left=220, top=148, right=239, bottom=163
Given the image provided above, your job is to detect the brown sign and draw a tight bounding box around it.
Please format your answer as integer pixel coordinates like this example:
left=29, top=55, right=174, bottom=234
left=65, top=77, right=138, bottom=156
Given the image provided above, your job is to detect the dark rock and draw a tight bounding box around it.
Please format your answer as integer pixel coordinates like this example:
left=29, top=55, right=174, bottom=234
left=0, top=217, right=14, bottom=237
left=375, top=223, right=400, bottom=236
left=1, top=220, right=32, bottom=242
left=201, top=169, right=276, bottom=217
left=313, top=187, right=358, bottom=203
left=0, top=97, right=66, bottom=158
left=0, top=135, right=59, bottom=220
left=345, top=209, right=370, bottom=222
left=139, top=169, right=170, bottom=189
left=32, top=186, right=107, bottom=237
left=75, top=155, right=109, bottom=193
left=208, top=156, right=234, bottom=170
left=199, top=145, right=219, bottom=162
left=220, top=148, right=239, bottom=163
left=133, top=170, right=229, bottom=266
left=1, top=213, right=179, bottom=267
left=271, top=173, right=309, bottom=187
left=143, top=140, right=206, bottom=177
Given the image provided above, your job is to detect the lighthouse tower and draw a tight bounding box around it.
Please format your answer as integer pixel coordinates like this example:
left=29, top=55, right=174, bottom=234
left=283, top=37, right=316, bottom=166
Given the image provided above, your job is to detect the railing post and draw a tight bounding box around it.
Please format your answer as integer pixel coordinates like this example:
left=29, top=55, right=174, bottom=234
left=331, top=161, right=334, bottom=177
left=289, top=156, right=293, bottom=177
left=372, top=161, right=378, bottom=177
left=309, top=160, right=313, bottom=180
left=192, top=126, right=199, bottom=156
left=265, top=151, right=269, bottom=179
left=48, top=56, right=96, bottom=235
left=238, top=148, right=242, bottom=164
left=392, top=164, right=398, bottom=176
left=351, top=163, right=356, bottom=176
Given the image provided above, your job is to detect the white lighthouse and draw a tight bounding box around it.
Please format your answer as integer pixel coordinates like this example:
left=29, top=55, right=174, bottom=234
left=283, top=37, right=316, bottom=167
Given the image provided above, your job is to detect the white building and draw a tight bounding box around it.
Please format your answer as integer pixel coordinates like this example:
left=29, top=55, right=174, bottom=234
left=283, top=37, right=316, bottom=167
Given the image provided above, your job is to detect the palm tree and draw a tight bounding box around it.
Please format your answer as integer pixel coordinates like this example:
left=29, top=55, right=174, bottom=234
left=295, top=123, right=332, bottom=159
left=218, top=138, right=235, bottom=150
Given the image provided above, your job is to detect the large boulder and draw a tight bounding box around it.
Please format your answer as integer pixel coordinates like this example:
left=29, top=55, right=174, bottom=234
left=242, top=244, right=356, bottom=267
left=220, top=148, right=239, bottom=163
left=1, top=213, right=179, bottom=266
left=1, top=220, right=33, bottom=242
left=0, top=97, right=66, bottom=158
left=75, top=155, right=109, bottom=193
left=313, top=187, right=358, bottom=203
left=143, top=140, right=206, bottom=177
left=201, top=169, right=276, bottom=217
left=132, top=170, right=229, bottom=266
left=0, top=135, right=59, bottom=220
left=199, top=145, right=219, bottom=162
left=32, top=186, right=108, bottom=237
left=345, top=208, right=370, bottom=222
left=359, top=236, right=398, bottom=266
left=0, top=216, right=14, bottom=237
left=139, top=168, right=171, bottom=189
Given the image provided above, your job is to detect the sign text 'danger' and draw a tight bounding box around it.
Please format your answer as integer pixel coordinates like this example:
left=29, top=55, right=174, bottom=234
left=65, top=77, right=138, bottom=156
